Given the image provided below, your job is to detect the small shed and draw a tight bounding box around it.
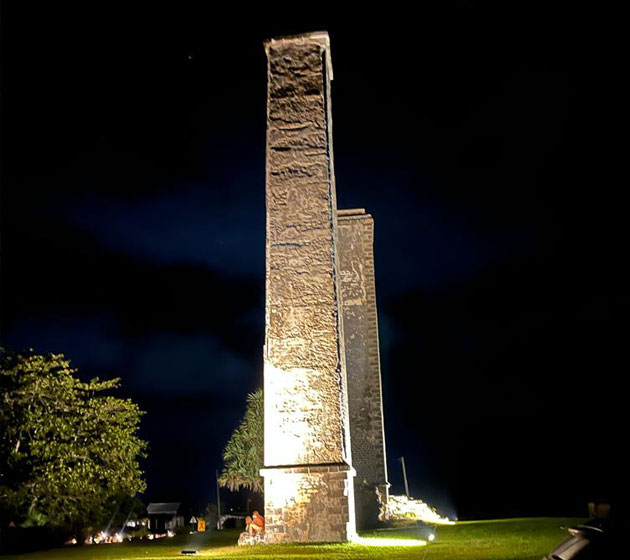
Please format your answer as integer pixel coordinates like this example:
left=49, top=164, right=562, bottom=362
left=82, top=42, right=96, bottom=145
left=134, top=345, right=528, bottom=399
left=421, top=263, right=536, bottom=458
left=147, top=502, right=183, bottom=533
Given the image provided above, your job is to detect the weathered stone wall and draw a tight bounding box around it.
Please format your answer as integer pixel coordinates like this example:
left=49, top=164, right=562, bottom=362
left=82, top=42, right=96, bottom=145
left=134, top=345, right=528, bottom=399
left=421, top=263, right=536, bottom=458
left=338, top=209, right=389, bottom=529
left=261, top=465, right=355, bottom=542
left=262, top=32, right=355, bottom=542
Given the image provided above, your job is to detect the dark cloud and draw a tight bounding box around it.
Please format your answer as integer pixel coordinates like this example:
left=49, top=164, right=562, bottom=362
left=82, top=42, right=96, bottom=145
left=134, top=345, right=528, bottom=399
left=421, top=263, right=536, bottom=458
left=129, top=332, right=253, bottom=397
left=66, top=178, right=265, bottom=276
left=5, top=313, right=124, bottom=373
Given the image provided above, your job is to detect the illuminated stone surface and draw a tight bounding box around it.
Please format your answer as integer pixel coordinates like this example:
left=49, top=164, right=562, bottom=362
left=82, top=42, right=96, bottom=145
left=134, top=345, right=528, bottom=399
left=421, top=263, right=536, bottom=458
left=262, top=32, right=356, bottom=542
left=338, top=209, right=389, bottom=529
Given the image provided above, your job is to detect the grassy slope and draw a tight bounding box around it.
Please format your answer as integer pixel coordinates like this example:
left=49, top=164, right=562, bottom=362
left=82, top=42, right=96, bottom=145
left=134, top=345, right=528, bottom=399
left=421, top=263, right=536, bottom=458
left=2, top=518, right=583, bottom=560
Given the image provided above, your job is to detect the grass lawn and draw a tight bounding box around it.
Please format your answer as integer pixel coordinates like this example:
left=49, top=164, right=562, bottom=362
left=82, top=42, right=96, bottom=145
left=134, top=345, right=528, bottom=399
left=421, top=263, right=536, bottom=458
left=2, top=518, right=583, bottom=560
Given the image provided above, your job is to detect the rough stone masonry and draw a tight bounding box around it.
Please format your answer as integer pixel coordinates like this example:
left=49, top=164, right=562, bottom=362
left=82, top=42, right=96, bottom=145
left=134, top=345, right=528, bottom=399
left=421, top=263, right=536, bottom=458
left=262, top=31, right=388, bottom=542
left=338, top=209, right=390, bottom=530
left=261, top=31, right=356, bottom=543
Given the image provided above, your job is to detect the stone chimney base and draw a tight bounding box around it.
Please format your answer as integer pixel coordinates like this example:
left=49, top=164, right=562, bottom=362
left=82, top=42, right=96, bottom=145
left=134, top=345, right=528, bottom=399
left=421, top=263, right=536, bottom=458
left=261, top=464, right=356, bottom=542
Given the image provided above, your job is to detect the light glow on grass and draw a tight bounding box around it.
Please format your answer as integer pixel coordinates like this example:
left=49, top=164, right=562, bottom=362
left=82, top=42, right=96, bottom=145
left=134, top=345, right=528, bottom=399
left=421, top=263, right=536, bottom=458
left=352, top=536, right=427, bottom=547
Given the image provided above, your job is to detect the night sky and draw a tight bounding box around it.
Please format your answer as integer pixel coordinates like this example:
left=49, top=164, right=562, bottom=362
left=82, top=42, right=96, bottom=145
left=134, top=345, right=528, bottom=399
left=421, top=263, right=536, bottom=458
left=2, top=4, right=627, bottom=519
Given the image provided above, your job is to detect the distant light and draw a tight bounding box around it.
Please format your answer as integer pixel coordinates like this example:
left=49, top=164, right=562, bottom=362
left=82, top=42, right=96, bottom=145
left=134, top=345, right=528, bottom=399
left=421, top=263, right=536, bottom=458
left=352, top=536, right=427, bottom=547
left=428, top=533, right=435, bottom=542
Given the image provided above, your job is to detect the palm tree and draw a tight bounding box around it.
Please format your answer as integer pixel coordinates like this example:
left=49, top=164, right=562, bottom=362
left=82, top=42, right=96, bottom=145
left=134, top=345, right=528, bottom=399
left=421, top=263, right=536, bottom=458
left=218, top=389, right=264, bottom=493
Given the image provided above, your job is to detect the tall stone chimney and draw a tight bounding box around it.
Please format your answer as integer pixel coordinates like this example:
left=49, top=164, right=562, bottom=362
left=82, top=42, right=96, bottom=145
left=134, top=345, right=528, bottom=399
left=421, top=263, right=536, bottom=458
left=261, top=31, right=356, bottom=543
left=338, top=209, right=390, bottom=529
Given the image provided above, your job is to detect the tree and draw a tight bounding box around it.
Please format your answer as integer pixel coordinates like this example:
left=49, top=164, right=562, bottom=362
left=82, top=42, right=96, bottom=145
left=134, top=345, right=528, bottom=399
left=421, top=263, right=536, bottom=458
left=0, top=349, right=147, bottom=534
left=218, top=389, right=263, bottom=493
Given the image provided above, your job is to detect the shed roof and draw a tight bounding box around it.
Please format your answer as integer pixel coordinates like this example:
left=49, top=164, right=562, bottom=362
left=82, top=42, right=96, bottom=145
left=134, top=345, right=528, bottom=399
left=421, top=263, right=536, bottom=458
left=147, top=502, right=180, bottom=515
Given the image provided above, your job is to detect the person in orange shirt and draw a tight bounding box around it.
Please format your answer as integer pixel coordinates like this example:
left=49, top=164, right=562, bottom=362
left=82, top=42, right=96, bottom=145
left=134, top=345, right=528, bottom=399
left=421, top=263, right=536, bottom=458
left=248, top=511, right=265, bottom=536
